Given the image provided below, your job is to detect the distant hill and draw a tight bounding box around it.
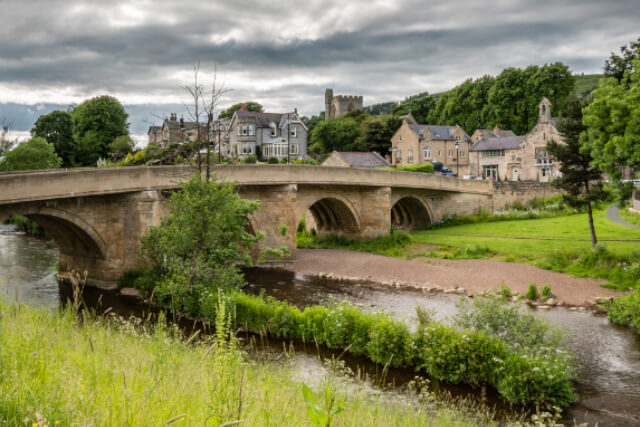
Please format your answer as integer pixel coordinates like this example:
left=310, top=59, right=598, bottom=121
left=364, top=73, right=604, bottom=115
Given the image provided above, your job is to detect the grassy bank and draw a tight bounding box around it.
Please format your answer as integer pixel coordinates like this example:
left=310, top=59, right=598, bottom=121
left=299, top=207, right=640, bottom=290
left=0, top=301, right=497, bottom=426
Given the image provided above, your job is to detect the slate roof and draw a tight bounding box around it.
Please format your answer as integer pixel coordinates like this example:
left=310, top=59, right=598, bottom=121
left=164, top=119, right=203, bottom=130
left=235, top=111, right=284, bottom=128
left=474, top=128, right=516, bottom=139
left=147, top=126, right=161, bottom=134
left=470, top=136, right=524, bottom=151
left=327, top=152, right=390, bottom=168
left=408, top=124, right=471, bottom=142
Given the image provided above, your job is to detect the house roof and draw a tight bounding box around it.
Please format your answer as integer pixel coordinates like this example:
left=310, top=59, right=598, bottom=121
left=325, top=151, right=390, bottom=168
left=163, top=119, right=203, bottom=131
left=474, top=128, right=516, bottom=139
left=235, top=111, right=284, bottom=128
left=408, top=124, right=471, bottom=142
left=470, top=136, right=524, bottom=151
left=147, top=126, right=161, bottom=134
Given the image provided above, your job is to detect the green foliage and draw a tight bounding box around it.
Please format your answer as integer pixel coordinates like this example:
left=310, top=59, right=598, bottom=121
left=604, top=37, right=640, bottom=84
left=218, top=101, right=263, bottom=119
left=389, top=163, right=435, bottom=173
left=31, top=110, right=76, bottom=167
left=297, top=229, right=411, bottom=257
left=392, top=94, right=437, bottom=123
left=72, top=95, right=129, bottom=166
left=225, top=292, right=576, bottom=407
left=495, top=283, right=512, bottom=298
left=242, top=154, right=258, bottom=164
left=301, top=382, right=344, bottom=427
left=583, top=57, right=640, bottom=203
left=267, top=156, right=279, bottom=164
left=309, top=118, right=361, bottom=153
left=4, top=215, right=46, bottom=237
left=541, top=285, right=552, bottom=299
left=139, top=174, right=261, bottom=315
left=526, top=284, right=539, bottom=300
left=108, top=135, right=135, bottom=155
left=607, top=290, right=640, bottom=334
left=0, top=136, right=62, bottom=171
left=0, top=301, right=498, bottom=426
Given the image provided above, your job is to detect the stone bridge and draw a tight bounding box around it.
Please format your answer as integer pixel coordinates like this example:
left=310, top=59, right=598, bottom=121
left=0, top=165, right=493, bottom=288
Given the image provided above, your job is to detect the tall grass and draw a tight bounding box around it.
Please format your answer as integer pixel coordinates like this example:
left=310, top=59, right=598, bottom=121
left=0, top=301, right=496, bottom=426
left=297, top=228, right=412, bottom=257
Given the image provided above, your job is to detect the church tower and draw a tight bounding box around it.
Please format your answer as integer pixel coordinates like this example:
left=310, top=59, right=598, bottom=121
left=538, top=97, right=552, bottom=124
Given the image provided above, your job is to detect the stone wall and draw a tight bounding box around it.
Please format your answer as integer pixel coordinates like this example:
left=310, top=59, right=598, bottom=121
left=491, top=181, right=562, bottom=210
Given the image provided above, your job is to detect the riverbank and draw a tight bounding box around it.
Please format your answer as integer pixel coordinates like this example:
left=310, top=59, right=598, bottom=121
left=0, top=301, right=497, bottom=426
left=291, top=249, right=621, bottom=307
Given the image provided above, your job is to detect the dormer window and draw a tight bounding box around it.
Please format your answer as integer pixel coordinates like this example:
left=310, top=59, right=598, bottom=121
left=270, top=122, right=277, bottom=137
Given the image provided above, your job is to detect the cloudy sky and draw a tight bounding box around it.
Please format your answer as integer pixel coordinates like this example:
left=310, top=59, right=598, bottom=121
left=1, top=0, right=639, bottom=134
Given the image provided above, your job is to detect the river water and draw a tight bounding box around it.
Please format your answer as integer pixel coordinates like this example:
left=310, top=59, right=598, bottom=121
left=2, top=224, right=640, bottom=426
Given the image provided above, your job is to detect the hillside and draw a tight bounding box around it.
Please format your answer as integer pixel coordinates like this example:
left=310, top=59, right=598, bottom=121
left=364, top=73, right=603, bottom=115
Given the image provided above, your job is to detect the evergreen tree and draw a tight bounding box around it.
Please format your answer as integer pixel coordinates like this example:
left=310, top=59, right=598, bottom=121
left=547, top=95, right=606, bottom=248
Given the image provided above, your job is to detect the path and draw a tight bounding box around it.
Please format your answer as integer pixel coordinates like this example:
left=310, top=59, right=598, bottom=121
left=606, top=204, right=640, bottom=229
left=292, top=249, right=622, bottom=306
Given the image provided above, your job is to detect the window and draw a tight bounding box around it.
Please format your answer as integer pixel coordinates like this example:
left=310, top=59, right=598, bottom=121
left=408, top=150, right=414, bottom=163
left=448, top=150, right=454, bottom=157
left=437, top=150, right=441, bottom=156
left=396, top=150, right=402, bottom=163
left=238, top=124, right=249, bottom=136
left=248, top=124, right=254, bottom=136
left=270, top=123, right=277, bottom=137
left=459, top=150, right=465, bottom=158
left=424, top=147, right=431, bottom=160
left=290, top=144, right=299, bottom=155
left=481, top=150, right=505, bottom=158
left=241, top=144, right=254, bottom=155
left=290, top=126, right=297, bottom=138
left=482, top=164, right=499, bottom=180
left=456, top=135, right=461, bottom=143
left=399, top=135, right=402, bottom=141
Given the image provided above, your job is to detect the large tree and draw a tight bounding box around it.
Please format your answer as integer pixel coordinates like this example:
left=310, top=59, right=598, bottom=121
left=583, top=57, right=640, bottom=202
left=604, top=37, right=640, bottom=84
left=31, top=110, right=76, bottom=167
left=72, top=95, right=129, bottom=166
left=218, top=101, right=263, bottom=119
left=308, top=118, right=361, bottom=153
left=0, top=137, right=62, bottom=171
left=357, top=114, right=401, bottom=154
left=547, top=95, right=606, bottom=248
left=392, top=94, right=436, bottom=124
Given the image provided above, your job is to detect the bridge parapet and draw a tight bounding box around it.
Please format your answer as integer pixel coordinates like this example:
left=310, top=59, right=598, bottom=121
left=0, top=165, right=491, bottom=205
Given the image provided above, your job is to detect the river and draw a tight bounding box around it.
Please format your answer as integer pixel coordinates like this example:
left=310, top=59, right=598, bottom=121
left=1, top=223, right=639, bottom=426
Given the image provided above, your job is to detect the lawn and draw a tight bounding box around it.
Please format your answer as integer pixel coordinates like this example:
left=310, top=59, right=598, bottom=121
left=411, top=208, right=640, bottom=261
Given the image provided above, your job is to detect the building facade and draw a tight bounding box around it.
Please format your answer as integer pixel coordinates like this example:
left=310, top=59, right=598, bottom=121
left=390, top=116, right=472, bottom=175
left=147, top=113, right=207, bottom=148
left=226, top=107, right=308, bottom=161
left=324, top=88, right=364, bottom=119
left=469, top=98, right=564, bottom=181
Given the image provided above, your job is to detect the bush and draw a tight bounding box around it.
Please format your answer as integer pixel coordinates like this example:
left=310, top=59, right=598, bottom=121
left=607, top=290, right=640, bottom=333
left=243, top=154, right=258, bottom=164
left=495, top=283, right=512, bottom=298
left=526, top=284, right=539, bottom=300
left=541, top=285, right=552, bottom=299
left=267, top=157, right=279, bottom=164
left=394, top=163, right=435, bottom=174
left=222, top=292, right=577, bottom=407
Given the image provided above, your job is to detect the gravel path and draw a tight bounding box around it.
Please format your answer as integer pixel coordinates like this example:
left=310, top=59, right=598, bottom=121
left=606, top=204, right=640, bottom=229
left=292, top=249, right=622, bottom=306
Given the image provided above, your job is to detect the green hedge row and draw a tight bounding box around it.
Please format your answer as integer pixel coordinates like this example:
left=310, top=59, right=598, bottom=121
left=607, top=290, right=640, bottom=333
left=221, top=292, right=577, bottom=408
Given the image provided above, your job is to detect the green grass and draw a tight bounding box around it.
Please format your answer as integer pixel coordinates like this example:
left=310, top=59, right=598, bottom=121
left=0, top=301, right=496, bottom=426
left=619, top=206, right=640, bottom=227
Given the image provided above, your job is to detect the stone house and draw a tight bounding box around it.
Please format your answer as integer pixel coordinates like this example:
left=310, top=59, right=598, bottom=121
left=390, top=116, right=472, bottom=175
left=470, top=126, right=515, bottom=143
left=469, top=98, right=564, bottom=181
left=322, top=151, right=390, bottom=168
left=226, top=107, right=308, bottom=161
left=325, top=88, right=363, bottom=119
left=147, top=113, right=208, bottom=148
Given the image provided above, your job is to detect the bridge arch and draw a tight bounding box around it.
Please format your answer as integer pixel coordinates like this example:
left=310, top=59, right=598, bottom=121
left=391, top=196, right=432, bottom=230
left=1, top=206, right=107, bottom=259
left=299, top=194, right=361, bottom=237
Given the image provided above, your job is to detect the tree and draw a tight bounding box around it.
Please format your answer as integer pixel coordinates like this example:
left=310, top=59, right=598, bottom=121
left=583, top=57, right=640, bottom=202
left=108, top=135, right=135, bottom=155
left=218, top=101, right=263, bottom=119
left=140, top=174, right=260, bottom=314
left=31, top=110, right=76, bottom=167
left=604, top=37, right=640, bottom=84
left=392, top=94, right=436, bottom=123
left=309, top=118, right=361, bottom=153
left=0, top=137, right=62, bottom=171
left=357, top=114, right=400, bottom=154
left=547, top=95, right=606, bottom=248
left=304, top=112, right=324, bottom=133
left=72, top=96, right=129, bottom=166
left=1, top=118, right=16, bottom=158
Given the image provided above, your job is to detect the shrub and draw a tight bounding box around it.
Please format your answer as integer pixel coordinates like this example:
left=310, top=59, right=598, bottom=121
left=541, top=285, right=552, bottom=299
left=117, top=268, right=148, bottom=289
left=395, top=163, right=435, bottom=174
left=134, top=151, right=145, bottom=162
left=495, top=283, right=512, bottom=298
left=243, top=154, right=258, bottom=164
left=607, top=290, right=640, bottom=333
left=526, top=284, right=539, bottom=300
left=267, top=157, right=279, bottom=164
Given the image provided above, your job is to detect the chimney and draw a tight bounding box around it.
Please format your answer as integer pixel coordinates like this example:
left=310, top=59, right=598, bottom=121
left=179, top=114, right=184, bottom=129
left=294, top=107, right=298, bottom=115
left=170, top=113, right=177, bottom=121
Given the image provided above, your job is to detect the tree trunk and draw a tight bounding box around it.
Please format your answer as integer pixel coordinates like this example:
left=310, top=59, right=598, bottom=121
left=586, top=202, right=598, bottom=248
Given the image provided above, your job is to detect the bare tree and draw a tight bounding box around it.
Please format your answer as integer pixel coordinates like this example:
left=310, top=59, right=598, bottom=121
left=201, top=63, right=231, bottom=179
left=182, top=61, right=205, bottom=172
left=0, top=118, right=16, bottom=158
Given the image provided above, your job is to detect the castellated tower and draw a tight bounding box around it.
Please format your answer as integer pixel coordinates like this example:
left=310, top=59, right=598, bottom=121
left=324, top=88, right=363, bottom=119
